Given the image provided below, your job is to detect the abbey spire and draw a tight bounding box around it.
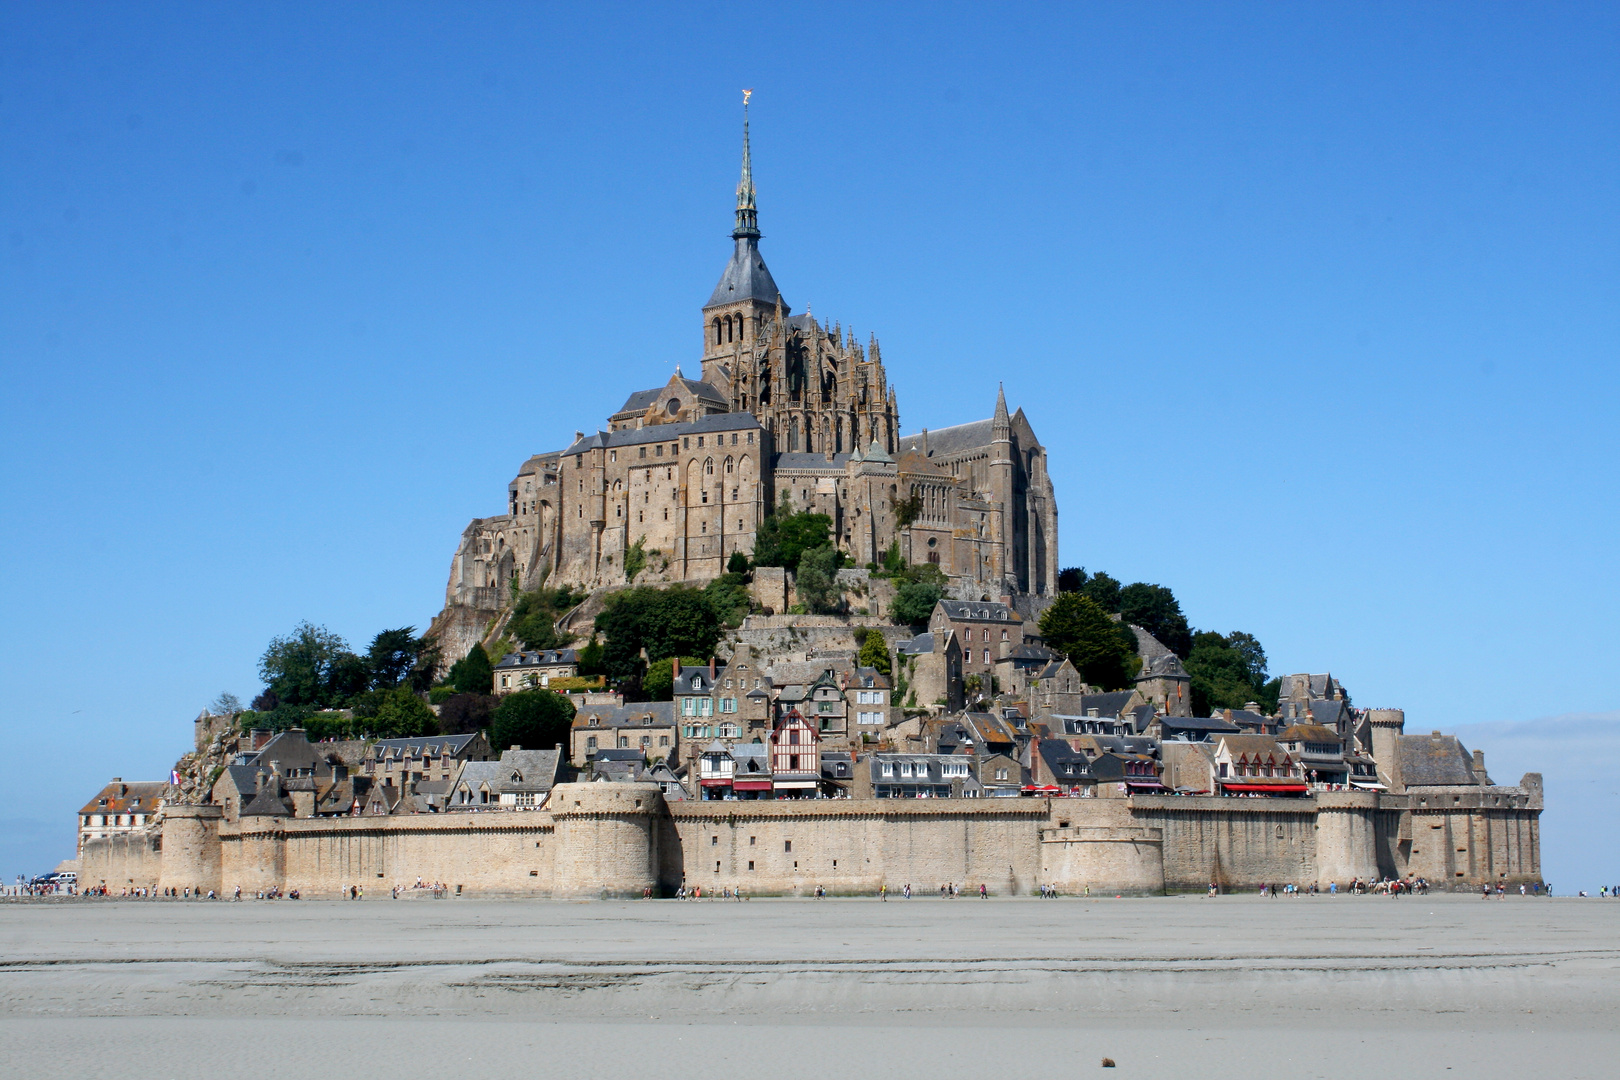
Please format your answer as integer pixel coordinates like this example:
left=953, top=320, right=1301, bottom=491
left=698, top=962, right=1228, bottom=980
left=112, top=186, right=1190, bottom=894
left=704, top=92, right=785, bottom=382
left=733, top=91, right=759, bottom=240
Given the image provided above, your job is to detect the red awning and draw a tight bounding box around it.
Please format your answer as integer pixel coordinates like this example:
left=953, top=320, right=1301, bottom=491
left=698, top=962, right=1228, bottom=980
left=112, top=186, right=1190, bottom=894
left=1125, top=780, right=1167, bottom=790
left=731, top=780, right=772, bottom=791
left=1222, top=783, right=1308, bottom=795
left=700, top=778, right=732, bottom=787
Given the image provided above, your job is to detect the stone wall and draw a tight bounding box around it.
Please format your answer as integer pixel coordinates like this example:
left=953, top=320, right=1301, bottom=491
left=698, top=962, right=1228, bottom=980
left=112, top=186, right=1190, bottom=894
left=149, top=787, right=1542, bottom=899
left=78, top=827, right=163, bottom=891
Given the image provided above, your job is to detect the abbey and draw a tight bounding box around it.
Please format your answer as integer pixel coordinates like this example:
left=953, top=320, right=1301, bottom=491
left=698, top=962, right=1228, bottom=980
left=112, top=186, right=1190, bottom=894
left=440, top=109, right=1058, bottom=623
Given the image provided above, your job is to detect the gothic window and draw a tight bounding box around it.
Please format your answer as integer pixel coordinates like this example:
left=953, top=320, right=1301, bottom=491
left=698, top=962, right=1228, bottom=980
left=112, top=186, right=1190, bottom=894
left=713, top=319, right=722, bottom=345
left=724, top=456, right=733, bottom=473
left=705, top=458, right=714, bottom=475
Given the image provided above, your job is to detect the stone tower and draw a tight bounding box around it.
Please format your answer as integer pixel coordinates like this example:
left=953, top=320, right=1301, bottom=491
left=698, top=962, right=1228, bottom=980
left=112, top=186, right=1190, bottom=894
left=1366, top=708, right=1406, bottom=789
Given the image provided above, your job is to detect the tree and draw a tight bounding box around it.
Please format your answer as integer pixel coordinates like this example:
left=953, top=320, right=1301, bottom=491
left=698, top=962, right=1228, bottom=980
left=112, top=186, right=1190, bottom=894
left=727, top=550, right=750, bottom=576
left=448, top=643, right=493, bottom=695
left=796, top=545, right=842, bottom=613
left=489, top=690, right=575, bottom=751
left=752, top=501, right=833, bottom=572
left=1038, top=593, right=1138, bottom=690
left=703, top=573, right=751, bottom=627
left=208, top=692, right=242, bottom=716
left=1184, top=630, right=1273, bottom=716
left=365, top=627, right=422, bottom=689
left=1057, top=567, right=1085, bottom=593
left=258, top=622, right=359, bottom=708
left=369, top=687, right=439, bottom=739
left=857, top=628, right=892, bottom=679
left=509, top=583, right=583, bottom=651
left=1118, top=582, right=1192, bottom=657
left=891, top=580, right=943, bottom=626
left=642, top=656, right=706, bottom=701
left=594, top=586, right=723, bottom=682
left=438, top=693, right=498, bottom=736
left=892, top=492, right=923, bottom=528
left=1080, top=571, right=1122, bottom=614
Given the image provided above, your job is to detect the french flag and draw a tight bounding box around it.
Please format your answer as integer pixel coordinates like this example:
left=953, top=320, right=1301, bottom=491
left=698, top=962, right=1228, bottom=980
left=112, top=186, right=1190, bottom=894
left=170, top=770, right=181, bottom=785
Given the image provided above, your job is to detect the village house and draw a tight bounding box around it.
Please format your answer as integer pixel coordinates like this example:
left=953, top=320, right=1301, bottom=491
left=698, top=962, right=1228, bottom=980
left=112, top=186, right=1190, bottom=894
left=361, top=732, right=492, bottom=791
left=493, top=648, right=579, bottom=693
left=1211, top=734, right=1307, bottom=797
left=77, top=779, right=172, bottom=857
left=768, top=709, right=821, bottom=798
left=928, top=599, right=1027, bottom=690
left=570, top=701, right=678, bottom=767
left=869, top=752, right=977, bottom=799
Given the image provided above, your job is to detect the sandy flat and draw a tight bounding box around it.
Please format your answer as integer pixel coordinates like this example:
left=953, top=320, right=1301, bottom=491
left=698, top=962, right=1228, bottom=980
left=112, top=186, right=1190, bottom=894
left=2, top=894, right=1616, bottom=1078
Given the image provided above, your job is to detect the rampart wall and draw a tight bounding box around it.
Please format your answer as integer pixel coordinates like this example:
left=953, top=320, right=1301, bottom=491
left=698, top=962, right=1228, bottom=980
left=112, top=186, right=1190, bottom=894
left=140, top=784, right=1542, bottom=899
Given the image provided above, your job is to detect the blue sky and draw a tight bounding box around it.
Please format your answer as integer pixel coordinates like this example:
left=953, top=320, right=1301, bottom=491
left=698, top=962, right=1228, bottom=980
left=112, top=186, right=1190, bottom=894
left=2, top=3, right=1615, bottom=886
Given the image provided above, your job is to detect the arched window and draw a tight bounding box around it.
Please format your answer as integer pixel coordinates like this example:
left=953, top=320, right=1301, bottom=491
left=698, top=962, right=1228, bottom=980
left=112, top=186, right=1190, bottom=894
left=724, top=456, right=734, bottom=474
left=705, top=457, right=714, bottom=475
left=713, top=318, right=722, bottom=345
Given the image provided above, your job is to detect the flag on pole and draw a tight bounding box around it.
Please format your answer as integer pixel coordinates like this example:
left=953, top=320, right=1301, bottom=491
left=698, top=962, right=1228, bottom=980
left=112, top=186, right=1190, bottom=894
left=170, top=770, right=181, bottom=785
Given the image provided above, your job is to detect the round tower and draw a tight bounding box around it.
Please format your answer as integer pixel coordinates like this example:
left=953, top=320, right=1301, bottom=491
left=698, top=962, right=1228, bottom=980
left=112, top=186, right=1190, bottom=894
left=550, top=782, right=663, bottom=898
left=157, top=804, right=223, bottom=896
left=1314, top=790, right=1381, bottom=885
left=1366, top=708, right=1406, bottom=790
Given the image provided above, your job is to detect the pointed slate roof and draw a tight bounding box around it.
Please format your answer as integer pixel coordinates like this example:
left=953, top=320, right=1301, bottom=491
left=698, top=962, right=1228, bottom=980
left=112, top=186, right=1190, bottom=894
left=240, top=782, right=293, bottom=817
left=707, top=237, right=782, bottom=308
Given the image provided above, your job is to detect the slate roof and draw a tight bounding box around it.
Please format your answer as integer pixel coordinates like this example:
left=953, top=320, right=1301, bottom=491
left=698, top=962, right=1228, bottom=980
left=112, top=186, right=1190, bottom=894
left=897, top=418, right=996, bottom=459
left=707, top=236, right=782, bottom=308
left=672, top=668, right=719, bottom=696
left=896, top=632, right=936, bottom=656
left=613, top=377, right=730, bottom=419
left=561, top=412, right=761, bottom=456
left=1396, top=733, right=1482, bottom=787
left=370, top=733, right=482, bottom=758
left=495, top=649, right=578, bottom=669
left=240, top=782, right=293, bottom=817
left=497, top=749, right=563, bottom=793
left=573, top=701, right=678, bottom=729
left=1159, top=715, right=1243, bottom=739
left=1076, top=691, right=1137, bottom=719
left=937, top=600, right=1018, bottom=623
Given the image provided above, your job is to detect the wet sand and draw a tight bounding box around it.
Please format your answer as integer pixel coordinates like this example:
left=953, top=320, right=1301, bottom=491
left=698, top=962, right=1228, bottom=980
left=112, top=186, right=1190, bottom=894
left=3, top=894, right=1616, bottom=1078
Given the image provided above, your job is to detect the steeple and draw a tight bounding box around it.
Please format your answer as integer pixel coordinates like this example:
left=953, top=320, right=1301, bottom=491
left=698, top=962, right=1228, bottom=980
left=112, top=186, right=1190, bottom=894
left=993, top=383, right=1010, bottom=437
left=706, top=91, right=782, bottom=312
left=733, top=91, right=759, bottom=241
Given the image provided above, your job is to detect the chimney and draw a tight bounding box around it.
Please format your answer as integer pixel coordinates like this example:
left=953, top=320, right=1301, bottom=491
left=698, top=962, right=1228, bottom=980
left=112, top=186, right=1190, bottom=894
left=510, top=745, right=522, bottom=752
left=111, top=777, right=121, bottom=784
left=709, top=657, right=717, bottom=680
left=1473, top=749, right=1486, bottom=773
left=673, top=658, right=681, bottom=678
left=921, top=428, right=929, bottom=455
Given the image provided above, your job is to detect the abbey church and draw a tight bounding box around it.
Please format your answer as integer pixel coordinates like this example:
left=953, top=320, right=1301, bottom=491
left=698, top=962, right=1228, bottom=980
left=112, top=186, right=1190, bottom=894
left=439, top=109, right=1058, bottom=635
